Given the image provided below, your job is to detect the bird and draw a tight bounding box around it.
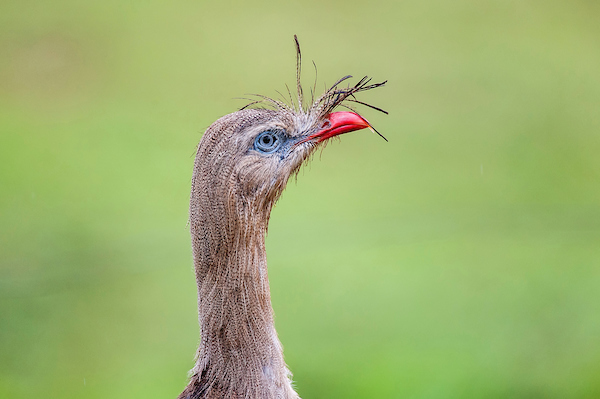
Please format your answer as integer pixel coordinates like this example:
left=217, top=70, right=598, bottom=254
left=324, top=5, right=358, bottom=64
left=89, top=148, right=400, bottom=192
left=178, top=36, right=386, bottom=399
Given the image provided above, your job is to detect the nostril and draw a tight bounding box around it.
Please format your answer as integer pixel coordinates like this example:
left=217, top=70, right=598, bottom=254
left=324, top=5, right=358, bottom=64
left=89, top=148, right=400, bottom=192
left=320, top=120, right=331, bottom=130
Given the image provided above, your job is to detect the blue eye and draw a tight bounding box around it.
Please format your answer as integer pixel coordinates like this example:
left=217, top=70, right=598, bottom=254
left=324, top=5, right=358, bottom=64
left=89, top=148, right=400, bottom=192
left=254, top=131, right=282, bottom=153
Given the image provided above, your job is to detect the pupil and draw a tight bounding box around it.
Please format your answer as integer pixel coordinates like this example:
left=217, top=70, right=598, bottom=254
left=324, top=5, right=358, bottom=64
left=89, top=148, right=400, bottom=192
left=263, top=136, right=272, bottom=145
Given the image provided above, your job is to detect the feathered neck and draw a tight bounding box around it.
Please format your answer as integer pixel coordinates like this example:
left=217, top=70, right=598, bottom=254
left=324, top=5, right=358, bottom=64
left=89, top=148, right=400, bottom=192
left=179, top=148, right=299, bottom=399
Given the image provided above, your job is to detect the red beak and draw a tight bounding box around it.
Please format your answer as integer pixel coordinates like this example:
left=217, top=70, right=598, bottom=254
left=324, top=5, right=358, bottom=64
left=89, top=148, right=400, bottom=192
left=304, top=112, right=372, bottom=143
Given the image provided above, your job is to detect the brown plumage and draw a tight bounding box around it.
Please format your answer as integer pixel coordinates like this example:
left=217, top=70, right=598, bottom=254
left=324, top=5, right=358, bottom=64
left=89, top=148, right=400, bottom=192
left=178, top=36, right=386, bottom=399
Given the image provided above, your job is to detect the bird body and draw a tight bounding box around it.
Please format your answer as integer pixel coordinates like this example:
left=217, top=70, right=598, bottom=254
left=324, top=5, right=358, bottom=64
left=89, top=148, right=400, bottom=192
left=178, top=38, right=385, bottom=399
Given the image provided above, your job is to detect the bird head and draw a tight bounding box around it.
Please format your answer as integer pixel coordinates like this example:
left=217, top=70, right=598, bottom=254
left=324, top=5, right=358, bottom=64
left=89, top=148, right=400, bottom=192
left=191, top=37, right=386, bottom=225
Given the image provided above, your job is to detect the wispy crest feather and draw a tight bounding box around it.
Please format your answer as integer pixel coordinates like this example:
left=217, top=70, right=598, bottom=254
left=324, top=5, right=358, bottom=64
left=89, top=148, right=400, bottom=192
left=241, top=36, right=387, bottom=127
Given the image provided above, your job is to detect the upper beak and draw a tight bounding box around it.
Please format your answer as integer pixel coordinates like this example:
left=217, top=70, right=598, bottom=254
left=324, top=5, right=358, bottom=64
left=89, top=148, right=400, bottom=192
left=305, top=112, right=372, bottom=143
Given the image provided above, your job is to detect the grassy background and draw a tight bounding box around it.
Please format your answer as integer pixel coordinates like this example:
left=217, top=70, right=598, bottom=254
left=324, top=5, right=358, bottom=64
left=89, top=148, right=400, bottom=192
left=1, top=0, right=600, bottom=398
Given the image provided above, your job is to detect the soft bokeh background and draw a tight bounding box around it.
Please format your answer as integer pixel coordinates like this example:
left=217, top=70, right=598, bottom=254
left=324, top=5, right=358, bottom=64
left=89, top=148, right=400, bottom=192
left=1, top=1, right=599, bottom=398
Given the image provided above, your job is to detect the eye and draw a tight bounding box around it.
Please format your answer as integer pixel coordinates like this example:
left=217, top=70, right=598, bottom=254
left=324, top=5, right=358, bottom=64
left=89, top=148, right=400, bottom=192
left=254, top=131, right=282, bottom=153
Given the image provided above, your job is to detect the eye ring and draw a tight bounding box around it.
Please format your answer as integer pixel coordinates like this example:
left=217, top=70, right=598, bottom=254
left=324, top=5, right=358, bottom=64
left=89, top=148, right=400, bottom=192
left=254, top=131, right=282, bottom=153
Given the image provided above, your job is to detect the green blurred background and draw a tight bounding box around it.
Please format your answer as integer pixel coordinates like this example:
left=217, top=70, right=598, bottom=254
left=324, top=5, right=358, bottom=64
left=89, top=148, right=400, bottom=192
left=1, top=0, right=599, bottom=398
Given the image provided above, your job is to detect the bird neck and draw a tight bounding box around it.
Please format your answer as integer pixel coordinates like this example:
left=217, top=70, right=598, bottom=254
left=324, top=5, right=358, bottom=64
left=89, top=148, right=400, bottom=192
left=182, top=187, right=298, bottom=399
